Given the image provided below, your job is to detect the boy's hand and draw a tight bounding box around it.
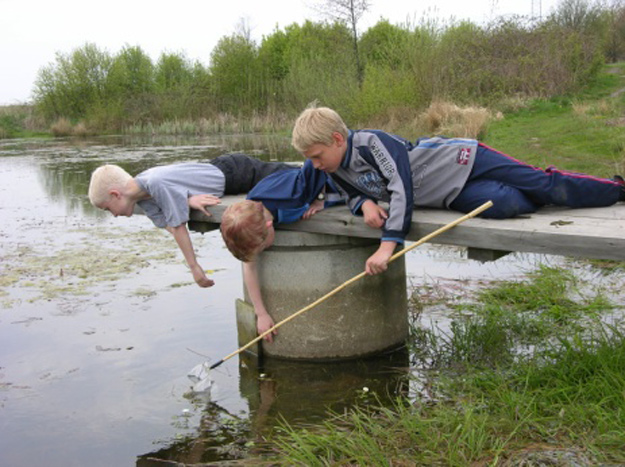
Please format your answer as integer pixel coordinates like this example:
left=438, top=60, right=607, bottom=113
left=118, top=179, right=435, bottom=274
left=188, top=194, right=221, bottom=217
left=256, top=312, right=277, bottom=343
left=302, top=199, right=324, bottom=219
left=361, top=200, right=388, bottom=229
left=365, top=241, right=397, bottom=275
left=190, top=264, right=215, bottom=288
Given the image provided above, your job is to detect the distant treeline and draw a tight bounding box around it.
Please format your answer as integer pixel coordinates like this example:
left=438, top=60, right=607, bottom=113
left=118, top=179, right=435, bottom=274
left=32, top=0, right=625, bottom=133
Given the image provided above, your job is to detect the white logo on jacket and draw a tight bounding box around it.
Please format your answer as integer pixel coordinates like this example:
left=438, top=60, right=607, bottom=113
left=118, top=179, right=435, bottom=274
left=457, top=147, right=472, bottom=165
left=357, top=171, right=384, bottom=197
left=370, top=140, right=396, bottom=179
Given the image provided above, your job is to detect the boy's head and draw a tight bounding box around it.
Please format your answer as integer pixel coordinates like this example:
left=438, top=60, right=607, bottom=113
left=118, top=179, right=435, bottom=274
left=88, top=164, right=135, bottom=217
left=291, top=105, right=348, bottom=173
left=220, top=200, right=275, bottom=262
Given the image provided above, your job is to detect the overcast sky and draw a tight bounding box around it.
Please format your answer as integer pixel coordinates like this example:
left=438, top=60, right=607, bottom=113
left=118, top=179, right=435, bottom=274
left=0, top=0, right=560, bottom=105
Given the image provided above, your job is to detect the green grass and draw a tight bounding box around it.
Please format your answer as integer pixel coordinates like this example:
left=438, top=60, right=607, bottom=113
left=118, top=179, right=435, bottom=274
left=482, top=62, right=625, bottom=178
left=257, top=264, right=625, bottom=465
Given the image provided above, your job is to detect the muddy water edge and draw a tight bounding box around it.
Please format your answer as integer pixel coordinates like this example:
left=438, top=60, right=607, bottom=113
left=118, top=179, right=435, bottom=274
left=1, top=135, right=615, bottom=466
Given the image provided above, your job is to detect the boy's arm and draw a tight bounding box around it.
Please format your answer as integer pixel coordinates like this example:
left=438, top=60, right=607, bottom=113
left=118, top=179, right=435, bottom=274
left=365, top=240, right=397, bottom=275
left=188, top=194, right=221, bottom=217
left=348, top=132, right=413, bottom=273
left=166, top=224, right=215, bottom=288
left=365, top=132, right=414, bottom=244
left=300, top=161, right=328, bottom=219
left=331, top=176, right=376, bottom=217
left=242, top=261, right=277, bottom=342
left=301, top=198, right=324, bottom=219
left=361, top=201, right=394, bottom=275
left=361, top=199, right=388, bottom=228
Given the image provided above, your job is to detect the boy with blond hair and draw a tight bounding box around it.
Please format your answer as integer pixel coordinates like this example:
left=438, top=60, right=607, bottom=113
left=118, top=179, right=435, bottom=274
left=292, top=105, right=625, bottom=276
left=88, top=153, right=296, bottom=288
left=220, top=160, right=345, bottom=341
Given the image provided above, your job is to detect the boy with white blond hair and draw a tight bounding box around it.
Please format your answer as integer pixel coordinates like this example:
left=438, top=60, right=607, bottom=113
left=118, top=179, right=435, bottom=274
left=89, top=153, right=296, bottom=288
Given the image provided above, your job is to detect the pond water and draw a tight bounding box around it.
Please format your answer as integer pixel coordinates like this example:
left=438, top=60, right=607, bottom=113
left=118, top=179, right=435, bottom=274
left=1, top=135, right=610, bottom=466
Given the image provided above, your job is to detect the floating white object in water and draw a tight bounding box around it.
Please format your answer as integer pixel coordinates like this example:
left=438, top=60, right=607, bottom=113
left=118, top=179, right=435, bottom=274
left=192, top=376, right=214, bottom=394
left=187, top=361, right=214, bottom=396
left=187, top=361, right=210, bottom=384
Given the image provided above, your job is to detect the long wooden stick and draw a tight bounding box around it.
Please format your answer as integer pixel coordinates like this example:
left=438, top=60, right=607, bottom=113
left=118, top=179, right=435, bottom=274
left=209, top=200, right=493, bottom=370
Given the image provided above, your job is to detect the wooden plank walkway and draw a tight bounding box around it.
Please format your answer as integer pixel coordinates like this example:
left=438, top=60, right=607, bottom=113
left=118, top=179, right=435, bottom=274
left=188, top=195, right=625, bottom=262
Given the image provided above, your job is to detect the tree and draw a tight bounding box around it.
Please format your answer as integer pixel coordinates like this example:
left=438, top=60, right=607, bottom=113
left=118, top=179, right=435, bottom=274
left=359, top=19, right=411, bottom=68
left=257, top=28, right=291, bottom=107
left=313, top=0, right=371, bottom=83
left=155, top=52, right=194, bottom=92
left=209, top=33, right=259, bottom=112
left=549, top=0, right=605, bottom=32
left=107, top=45, right=154, bottom=98
left=602, top=0, right=625, bottom=62
left=33, top=43, right=111, bottom=120
left=278, top=21, right=359, bottom=114
left=103, top=45, right=155, bottom=124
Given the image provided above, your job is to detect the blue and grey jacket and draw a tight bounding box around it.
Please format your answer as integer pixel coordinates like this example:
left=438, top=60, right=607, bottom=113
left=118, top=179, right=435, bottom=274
left=247, top=159, right=345, bottom=224
left=330, top=130, right=477, bottom=243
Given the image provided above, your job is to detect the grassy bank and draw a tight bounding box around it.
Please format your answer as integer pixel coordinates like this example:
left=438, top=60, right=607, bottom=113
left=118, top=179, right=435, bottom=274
left=479, top=61, right=625, bottom=178
left=256, top=265, right=625, bottom=465
left=386, top=61, right=625, bottom=179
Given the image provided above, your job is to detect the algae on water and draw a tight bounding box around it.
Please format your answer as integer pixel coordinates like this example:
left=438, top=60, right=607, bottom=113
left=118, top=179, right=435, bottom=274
left=0, top=227, right=184, bottom=305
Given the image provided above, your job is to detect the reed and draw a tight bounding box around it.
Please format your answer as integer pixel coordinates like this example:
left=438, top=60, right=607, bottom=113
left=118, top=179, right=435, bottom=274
left=122, top=111, right=294, bottom=136
left=50, top=117, right=73, bottom=137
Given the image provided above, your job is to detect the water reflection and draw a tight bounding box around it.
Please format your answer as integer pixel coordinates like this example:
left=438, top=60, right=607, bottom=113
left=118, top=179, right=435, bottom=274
left=137, top=347, right=410, bottom=464
left=15, top=134, right=298, bottom=216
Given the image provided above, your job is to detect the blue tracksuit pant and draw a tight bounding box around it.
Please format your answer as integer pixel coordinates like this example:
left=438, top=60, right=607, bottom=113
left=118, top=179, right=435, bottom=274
left=449, top=143, right=622, bottom=218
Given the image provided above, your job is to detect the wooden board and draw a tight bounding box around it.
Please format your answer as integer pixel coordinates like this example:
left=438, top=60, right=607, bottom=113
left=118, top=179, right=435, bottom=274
left=188, top=196, right=625, bottom=261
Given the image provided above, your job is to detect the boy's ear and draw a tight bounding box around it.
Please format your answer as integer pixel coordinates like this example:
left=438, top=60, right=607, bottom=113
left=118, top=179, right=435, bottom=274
left=266, top=220, right=273, bottom=228
left=108, top=188, right=122, bottom=199
left=332, top=131, right=345, bottom=146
